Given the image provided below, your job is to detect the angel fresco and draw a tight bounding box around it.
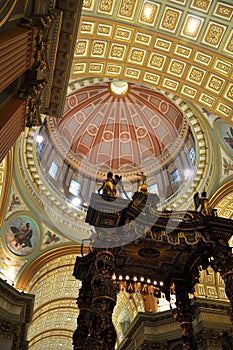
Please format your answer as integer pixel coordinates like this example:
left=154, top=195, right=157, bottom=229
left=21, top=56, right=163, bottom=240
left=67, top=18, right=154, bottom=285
left=223, top=158, right=233, bottom=176
left=8, top=193, right=21, bottom=212
left=10, top=223, right=33, bottom=248
left=44, top=230, right=60, bottom=245
left=5, top=217, right=38, bottom=256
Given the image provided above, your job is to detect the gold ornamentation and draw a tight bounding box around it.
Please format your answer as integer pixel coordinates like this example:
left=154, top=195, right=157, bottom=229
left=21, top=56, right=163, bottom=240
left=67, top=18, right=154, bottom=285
left=182, top=86, right=197, bottom=98
left=214, top=60, right=231, bottom=75
left=198, top=284, right=205, bottom=296
left=139, top=2, right=157, bottom=24
left=182, top=16, right=202, bottom=38
left=169, top=60, right=185, bottom=76
left=118, top=0, right=135, bottom=18
left=110, top=44, right=125, bottom=58
left=18, top=80, right=46, bottom=127
left=175, top=45, right=192, bottom=58
left=144, top=229, right=210, bottom=246
left=92, top=41, right=106, bottom=56
left=163, top=78, right=179, bottom=90
left=75, top=41, right=87, bottom=55
left=129, top=48, right=145, bottom=63
left=219, top=288, right=227, bottom=298
left=154, top=38, right=171, bottom=51
left=83, top=0, right=94, bottom=10
left=226, top=85, right=233, bottom=100
left=204, top=23, right=225, bottom=46
left=97, top=24, right=112, bottom=35
left=189, top=68, right=205, bottom=84
left=217, top=103, right=231, bottom=116
left=161, top=9, right=180, bottom=31
left=89, top=63, right=103, bottom=72
left=135, top=33, right=151, bottom=45
left=207, top=286, right=217, bottom=297
left=215, top=3, right=233, bottom=20
left=125, top=68, right=140, bottom=78
left=80, top=22, right=94, bottom=33
left=207, top=76, right=224, bottom=92
left=191, top=0, right=210, bottom=12
left=149, top=53, right=165, bottom=69
left=115, top=27, right=132, bottom=40
left=199, top=94, right=215, bottom=106
left=74, top=63, right=85, bottom=72
left=98, top=0, right=114, bottom=13
left=21, top=14, right=54, bottom=74
left=225, top=33, right=233, bottom=53
left=207, top=272, right=215, bottom=283
left=194, top=52, right=212, bottom=65
left=144, top=72, right=160, bottom=84
left=107, top=65, right=121, bottom=74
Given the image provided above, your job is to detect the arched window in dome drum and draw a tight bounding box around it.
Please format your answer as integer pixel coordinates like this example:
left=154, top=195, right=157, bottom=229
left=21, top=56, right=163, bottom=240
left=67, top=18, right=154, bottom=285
left=69, top=179, right=80, bottom=196
left=48, top=161, right=59, bottom=180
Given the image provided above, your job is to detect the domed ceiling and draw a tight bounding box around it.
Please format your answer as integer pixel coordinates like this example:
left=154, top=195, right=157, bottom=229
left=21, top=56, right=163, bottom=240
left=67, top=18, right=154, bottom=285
left=36, top=82, right=205, bottom=214
left=48, top=82, right=187, bottom=176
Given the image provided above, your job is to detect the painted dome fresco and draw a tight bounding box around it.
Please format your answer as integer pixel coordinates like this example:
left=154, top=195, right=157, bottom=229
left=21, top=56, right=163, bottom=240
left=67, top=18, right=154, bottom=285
left=40, top=83, right=193, bottom=171
left=56, top=82, right=185, bottom=173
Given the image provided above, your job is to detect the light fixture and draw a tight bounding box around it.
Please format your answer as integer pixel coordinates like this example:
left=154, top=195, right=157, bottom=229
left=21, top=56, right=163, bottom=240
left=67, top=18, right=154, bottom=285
left=143, top=5, right=153, bottom=19
left=71, top=197, right=81, bottom=207
left=112, top=274, right=163, bottom=297
left=110, top=81, right=128, bottom=96
left=184, top=16, right=202, bottom=37
left=36, top=135, right=43, bottom=143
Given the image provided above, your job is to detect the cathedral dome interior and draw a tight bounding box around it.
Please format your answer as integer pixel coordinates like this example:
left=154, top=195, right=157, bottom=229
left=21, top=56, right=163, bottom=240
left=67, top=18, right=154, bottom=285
left=0, top=1, right=233, bottom=350
left=36, top=82, right=198, bottom=212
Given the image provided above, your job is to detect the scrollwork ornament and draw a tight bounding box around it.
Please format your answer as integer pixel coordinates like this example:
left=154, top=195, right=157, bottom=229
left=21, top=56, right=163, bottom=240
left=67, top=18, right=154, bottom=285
left=18, top=80, right=46, bottom=127
left=21, top=14, right=54, bottom=75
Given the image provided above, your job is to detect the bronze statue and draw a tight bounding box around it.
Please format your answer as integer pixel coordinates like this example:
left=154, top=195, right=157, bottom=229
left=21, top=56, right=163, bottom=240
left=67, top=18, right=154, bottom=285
left=137, top=172, right=148, bottom=194
left=193, top=191, right=212, bottom=216
left=98, top=172, right=129, bottom=198
left=98, top=172, right=117, bottom=196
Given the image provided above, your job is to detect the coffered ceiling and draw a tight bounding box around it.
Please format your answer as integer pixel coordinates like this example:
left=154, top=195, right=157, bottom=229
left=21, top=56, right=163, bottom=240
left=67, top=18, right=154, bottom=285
left=70, top=0, right=233, bottom=122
